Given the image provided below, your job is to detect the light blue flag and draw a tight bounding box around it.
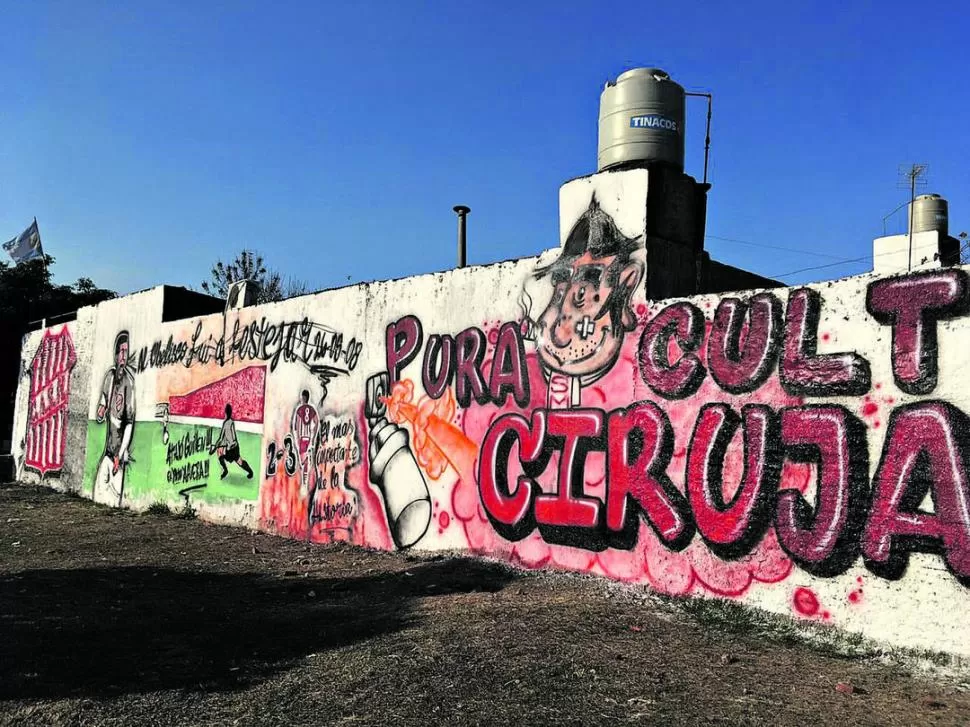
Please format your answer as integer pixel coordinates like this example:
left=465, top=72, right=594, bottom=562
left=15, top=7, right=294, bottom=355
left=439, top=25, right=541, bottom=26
left=2, top=219, right=44, bottom=264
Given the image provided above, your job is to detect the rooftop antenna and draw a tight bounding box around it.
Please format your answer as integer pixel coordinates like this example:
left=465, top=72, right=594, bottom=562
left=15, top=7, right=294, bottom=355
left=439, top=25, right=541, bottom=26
left=897, top=163, right=928, bottom=271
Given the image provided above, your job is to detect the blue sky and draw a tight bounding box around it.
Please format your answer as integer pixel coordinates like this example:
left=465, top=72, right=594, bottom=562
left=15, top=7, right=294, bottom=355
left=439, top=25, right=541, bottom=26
left=2, top=0, right=967, bottom=295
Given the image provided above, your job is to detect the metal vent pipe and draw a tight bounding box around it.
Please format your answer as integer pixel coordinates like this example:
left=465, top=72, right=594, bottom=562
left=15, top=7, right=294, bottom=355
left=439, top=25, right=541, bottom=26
left=454, top=205, right=470, bottom=268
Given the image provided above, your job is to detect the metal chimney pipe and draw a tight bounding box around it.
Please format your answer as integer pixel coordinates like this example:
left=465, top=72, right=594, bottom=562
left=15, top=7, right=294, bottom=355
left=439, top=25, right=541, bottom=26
left=454, top=205, right=470, bottom=268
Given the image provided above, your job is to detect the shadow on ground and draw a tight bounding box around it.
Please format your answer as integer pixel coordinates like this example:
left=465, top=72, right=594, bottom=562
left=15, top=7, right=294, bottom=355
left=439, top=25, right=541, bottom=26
left=0, top=560, right=514, bottom=701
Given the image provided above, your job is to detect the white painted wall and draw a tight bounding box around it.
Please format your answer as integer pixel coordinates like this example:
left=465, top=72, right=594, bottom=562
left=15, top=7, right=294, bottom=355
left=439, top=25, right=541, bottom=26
left=873, top=230, right=942, bottom=274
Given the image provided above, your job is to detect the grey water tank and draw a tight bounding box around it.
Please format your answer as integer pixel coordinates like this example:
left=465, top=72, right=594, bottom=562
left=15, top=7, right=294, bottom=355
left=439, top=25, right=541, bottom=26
left=598, top=68, right=686, bottom=172
left=910, top=193, right=949, bottom=237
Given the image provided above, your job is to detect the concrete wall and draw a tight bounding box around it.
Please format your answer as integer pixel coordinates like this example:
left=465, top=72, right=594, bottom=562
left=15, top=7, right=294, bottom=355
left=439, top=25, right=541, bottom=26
left=12, top=167, right=970, bottom=657
left=873, top=230, right=944, bottom=275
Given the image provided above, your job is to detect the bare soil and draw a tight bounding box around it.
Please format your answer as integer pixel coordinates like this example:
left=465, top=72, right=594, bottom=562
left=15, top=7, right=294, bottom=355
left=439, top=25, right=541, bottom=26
left=1, top=481, right=968, bottom=726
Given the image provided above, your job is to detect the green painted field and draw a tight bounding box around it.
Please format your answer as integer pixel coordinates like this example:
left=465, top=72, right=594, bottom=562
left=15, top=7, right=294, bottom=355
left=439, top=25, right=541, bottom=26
left=84, top=420, right=262, bottom=505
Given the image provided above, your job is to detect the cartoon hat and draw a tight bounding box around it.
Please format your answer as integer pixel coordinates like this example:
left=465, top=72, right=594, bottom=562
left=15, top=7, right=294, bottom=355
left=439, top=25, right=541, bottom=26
left=562, top=194, right=640, bottom=259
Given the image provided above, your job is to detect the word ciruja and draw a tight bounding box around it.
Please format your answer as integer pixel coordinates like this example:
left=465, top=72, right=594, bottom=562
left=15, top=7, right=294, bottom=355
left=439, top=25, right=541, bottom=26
left=388, top=269, right=970, bottom=584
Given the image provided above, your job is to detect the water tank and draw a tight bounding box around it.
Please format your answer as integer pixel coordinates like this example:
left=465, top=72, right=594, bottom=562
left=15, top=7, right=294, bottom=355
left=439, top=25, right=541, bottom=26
left=910, top=194, right=949, bottom=237
left=598, top=68, right=686, bottom=172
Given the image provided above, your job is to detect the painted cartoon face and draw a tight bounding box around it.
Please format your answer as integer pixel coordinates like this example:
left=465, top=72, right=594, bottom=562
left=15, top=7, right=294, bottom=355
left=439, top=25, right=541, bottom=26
left=116, top=342, right=129, bottom=369
left=535, top=251, right=641, bottom=381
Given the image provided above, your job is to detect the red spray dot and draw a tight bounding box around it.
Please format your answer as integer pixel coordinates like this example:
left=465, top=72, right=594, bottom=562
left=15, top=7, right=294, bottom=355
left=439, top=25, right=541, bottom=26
left=793, top=587, right=820, bottom=617
left=862, top=402, right=878, bottom=417
left=438, top=510, right=451, bottom=530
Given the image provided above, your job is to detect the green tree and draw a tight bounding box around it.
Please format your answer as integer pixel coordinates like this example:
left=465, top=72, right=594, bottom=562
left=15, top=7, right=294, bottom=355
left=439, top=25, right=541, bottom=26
left=0, top=255, right=115, bottom=321
left=201, top=249, right=310, bottom=304
left=1, top=255, right=115, bottom=445
left=201, top=249, right=268, bottom=298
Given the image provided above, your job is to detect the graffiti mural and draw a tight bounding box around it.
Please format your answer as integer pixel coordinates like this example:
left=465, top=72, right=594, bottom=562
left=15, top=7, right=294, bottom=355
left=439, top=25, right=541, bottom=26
left=158, top=364, right=265, bottom=503
left=369, top=201, right=970, bottom=611
left=364, top=373, right=432, bottom=549
left=17, top=174, right=970, bottom=658
left=261, top=383, right=364, bottom=544
left=528, top=194, right=644, bottom=408
left=293, top=390, right=319, bottom=490
left=23, top=326, right=76, bottom=476
left=93, top=331, right=136, bottom=506
left=212, top=404, right=255, bottom=480
left=309, top=413, right=361, bottom=542
left=84, top=328, right=267, bottom=507
left=129, top=315, right=363, bottom=376
left=261, top=383, right=366, bottom=543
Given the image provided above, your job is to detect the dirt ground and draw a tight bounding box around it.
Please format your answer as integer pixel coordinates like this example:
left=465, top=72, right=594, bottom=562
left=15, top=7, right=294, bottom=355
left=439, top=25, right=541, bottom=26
left=1, top=482, right=969, bottom=727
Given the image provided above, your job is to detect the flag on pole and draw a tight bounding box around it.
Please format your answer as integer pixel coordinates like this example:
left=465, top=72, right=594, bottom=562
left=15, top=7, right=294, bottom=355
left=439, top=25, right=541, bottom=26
left=3, top=219, right=44, bottom=264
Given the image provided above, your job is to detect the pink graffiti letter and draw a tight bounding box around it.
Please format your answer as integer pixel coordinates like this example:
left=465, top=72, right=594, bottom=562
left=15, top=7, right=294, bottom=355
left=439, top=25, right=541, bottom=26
left=866, top=270, right=969, bottom=396
left=638, top=302, right=707, bottom=399
left=606, top=402, right=693, bottom=549
left=687, top=404, right=780, bottom=557
left=776, top=405, right=868, bottom=575
left=386, top=316, right=423, bottom=383
left=864, top=401, right=970, bottom=581
left=455, top=328, right=488, bottom=407
left=478, top=411, right=546, bottom=536
left=534, top=409, right=603, bottom=529
left=488, top=322, right=530, bottom=407
left=707, top=294, right=782, bottom=394
left=422, top=333, right=455, bottom=399
left=780, top=289, right=870, bottom=396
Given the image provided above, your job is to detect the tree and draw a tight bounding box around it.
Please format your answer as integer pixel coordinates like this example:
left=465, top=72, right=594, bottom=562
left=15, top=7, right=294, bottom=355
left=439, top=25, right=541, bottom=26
left=0, top=255, right=115, bottom=321
left=261, top=273, right=311, bottom=302
left=201, top=249, right=268, bottom=299
left=1, top=255, right=115, bottom=444
left=201, top=248, right=310, bottom=304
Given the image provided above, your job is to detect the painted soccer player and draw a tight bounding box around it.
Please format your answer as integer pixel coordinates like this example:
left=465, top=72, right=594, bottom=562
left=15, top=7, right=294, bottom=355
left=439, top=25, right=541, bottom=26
left=292, top=389, right=319, bottom=489
left=531, top=194, right=644, bottom=405
left=211, top=403, right=254, bottom=480
left=95, top=331, right=135, bottom=506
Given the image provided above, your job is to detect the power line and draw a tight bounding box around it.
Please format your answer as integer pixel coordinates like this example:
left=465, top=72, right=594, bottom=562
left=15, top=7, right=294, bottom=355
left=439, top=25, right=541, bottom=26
left=705, top=234, right=849, bottom=260
left=770, top=256, right=871, bottom=279
left=771, top=239, right=944, bottom=279
left=709, top=229, right=950, bottom=280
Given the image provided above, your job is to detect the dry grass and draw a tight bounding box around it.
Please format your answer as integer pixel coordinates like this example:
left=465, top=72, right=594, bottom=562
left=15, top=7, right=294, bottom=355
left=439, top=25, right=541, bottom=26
left=1, top=481, right=968, bottom=726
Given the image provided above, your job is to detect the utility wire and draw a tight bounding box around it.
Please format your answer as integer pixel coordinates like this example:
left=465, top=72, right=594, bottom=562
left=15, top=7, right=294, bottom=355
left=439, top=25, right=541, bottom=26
left=709, top=231, right=951, bottom=280
left=705, top=234, right=849, bottom=260
left=770, top=256, right=871, bottom=279
left=771, top=240, right=944, bottom=279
